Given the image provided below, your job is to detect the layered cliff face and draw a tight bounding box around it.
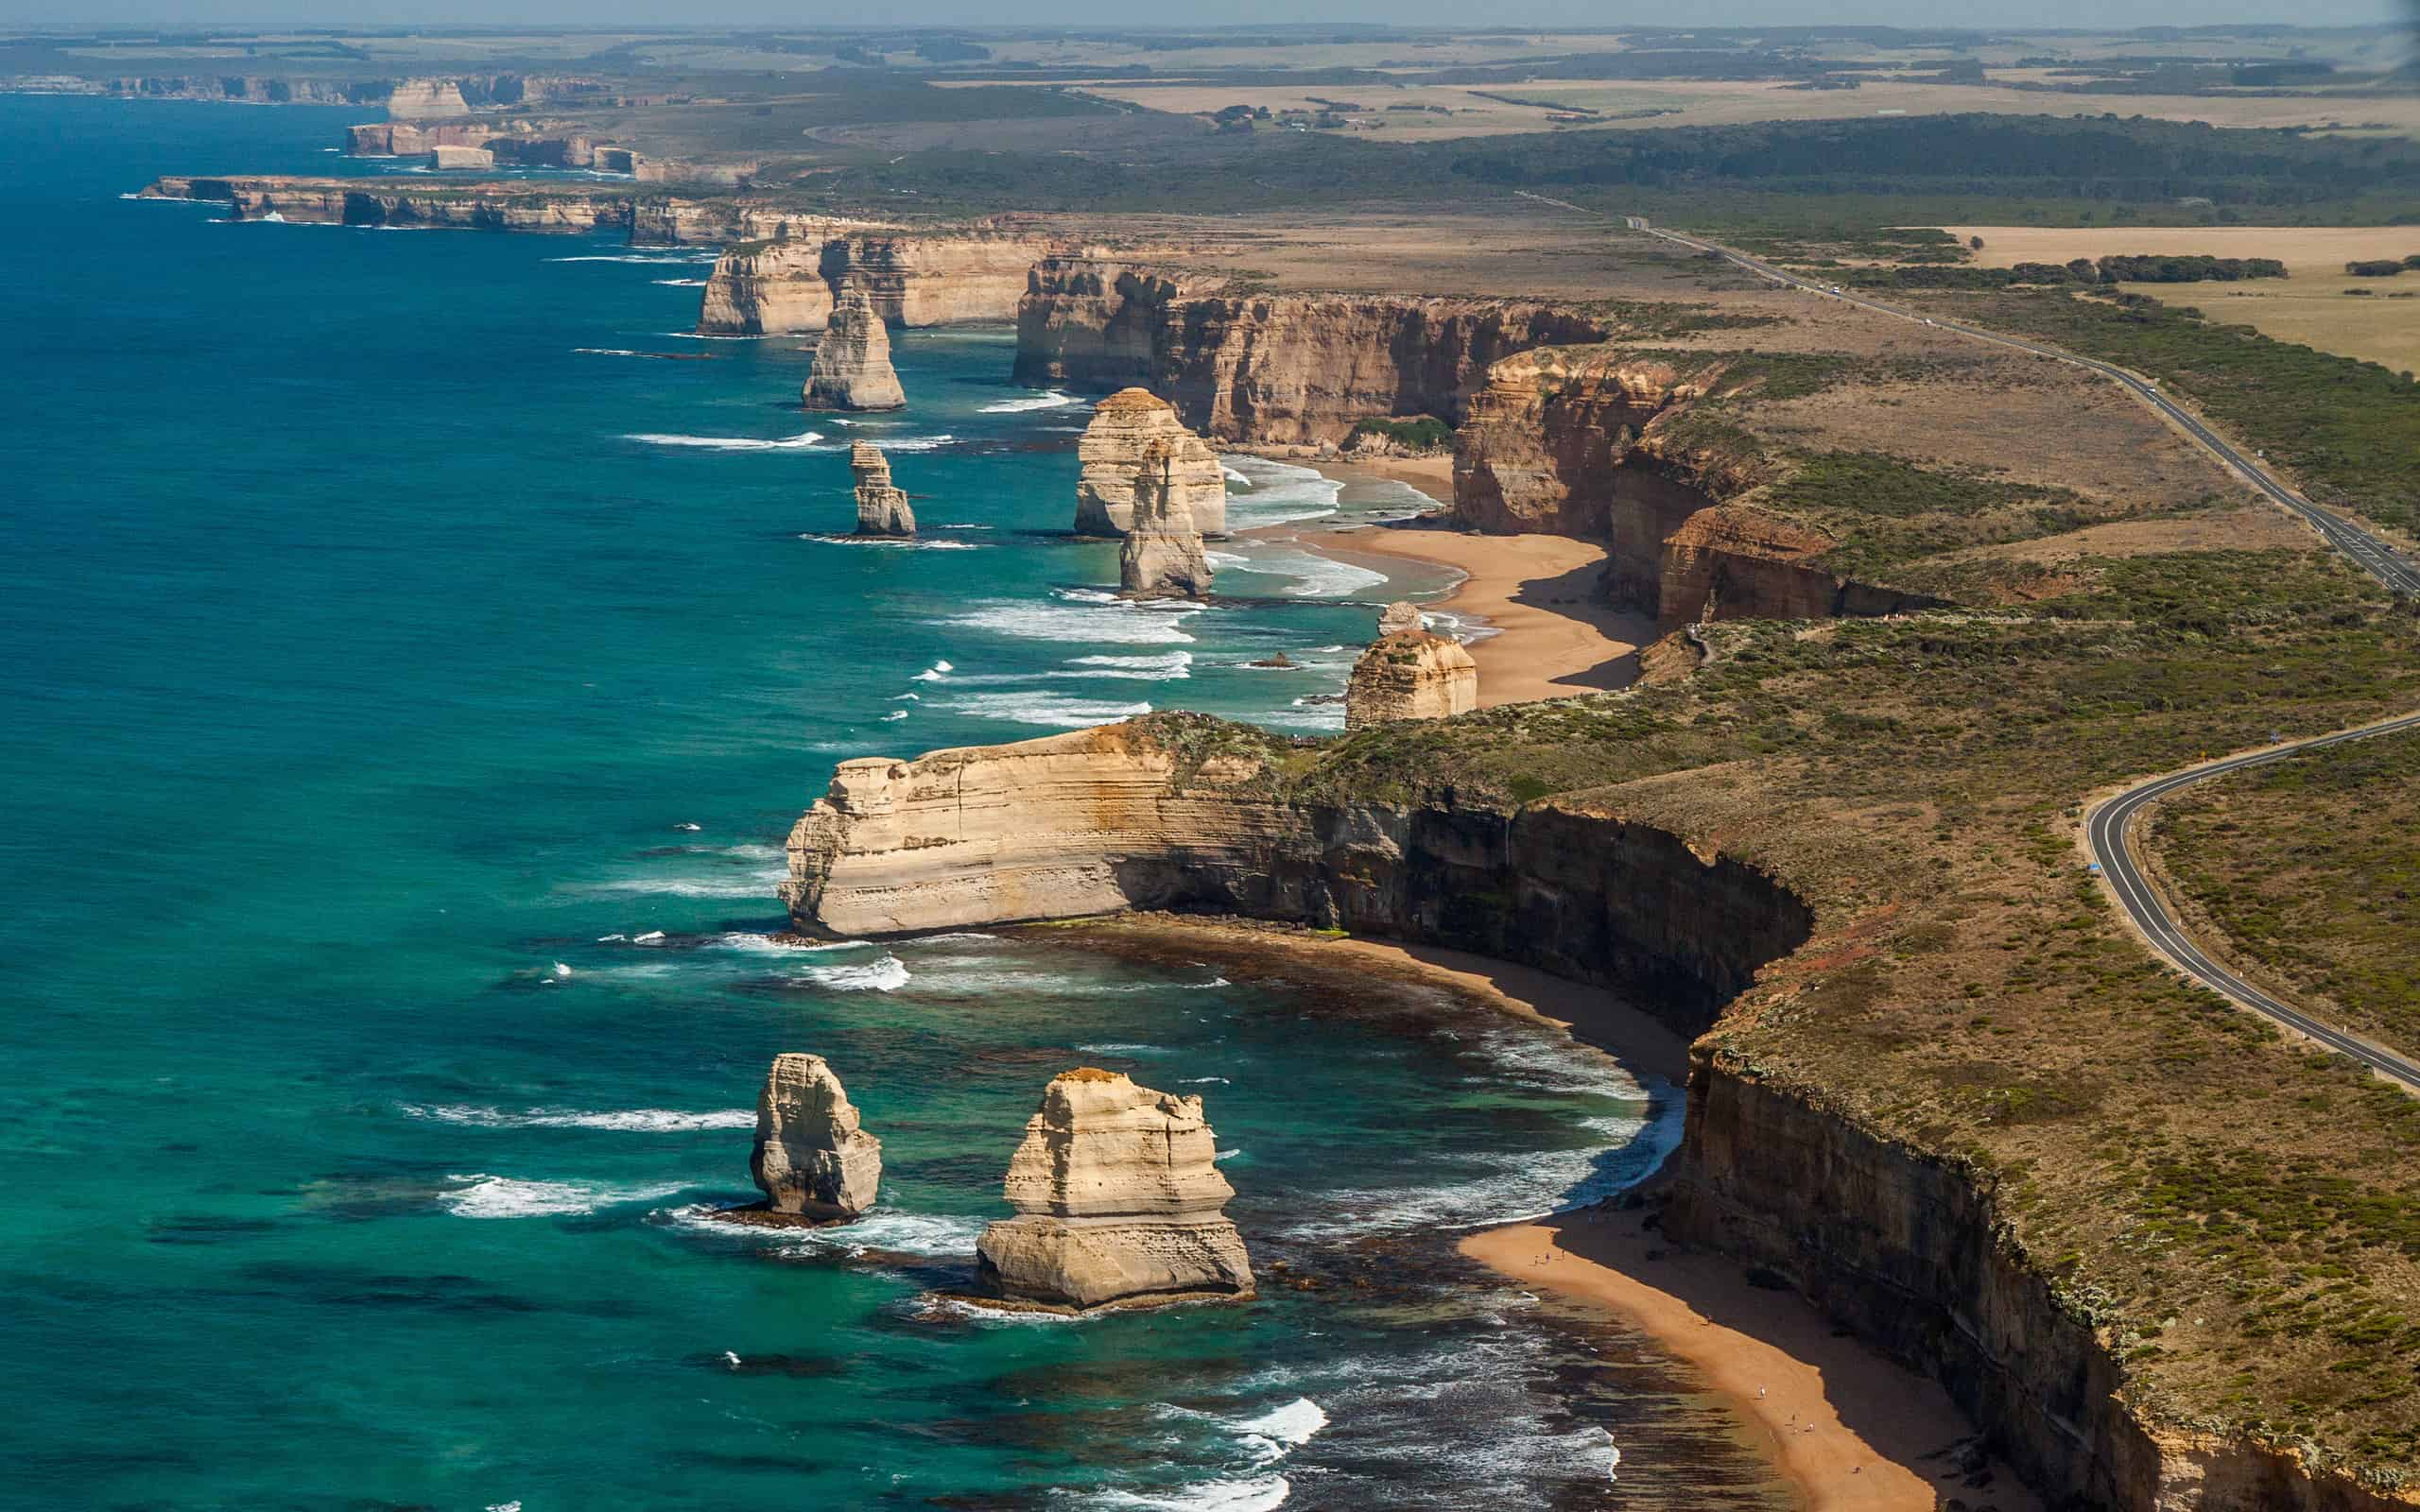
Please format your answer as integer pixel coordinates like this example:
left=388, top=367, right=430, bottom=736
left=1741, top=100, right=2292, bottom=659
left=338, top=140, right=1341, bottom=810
left=1014, top=258, right=1609, bottom=444
left=343, top=123, right=597, bottom=166
left=802, top=288, right=906, bottom=412
left=699, top=230, right=1057, bottom=335
left=1344, top=628, right=1478, bottom=730
left=1075, top=388, right=1228, bottom=539
left=976, top=1069, right=1253, bottom=1310
left=385, top=77, right=471, bottom=118
left=105, top=76, right=375, bottom=105
left=780, top=712, right=2408, bottom=1509
left=1454, top=347, right=1943, bottom=630
left=1117, top=440, right=1214, bottom=601
left=751, top=1053, right=882, bottom=1220
left=850, top=440, right=915, bottom=537
left=139, top=176, right=634, bottom=233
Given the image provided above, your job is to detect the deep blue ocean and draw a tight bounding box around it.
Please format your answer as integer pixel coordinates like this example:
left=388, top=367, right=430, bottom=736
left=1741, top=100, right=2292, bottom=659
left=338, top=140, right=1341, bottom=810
left=0, top=96, right=1783, bottom=1511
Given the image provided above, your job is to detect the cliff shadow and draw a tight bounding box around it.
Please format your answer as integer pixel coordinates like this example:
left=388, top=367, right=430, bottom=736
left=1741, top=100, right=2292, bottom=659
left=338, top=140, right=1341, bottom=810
left=1508, top=555, right=1656, bottom=696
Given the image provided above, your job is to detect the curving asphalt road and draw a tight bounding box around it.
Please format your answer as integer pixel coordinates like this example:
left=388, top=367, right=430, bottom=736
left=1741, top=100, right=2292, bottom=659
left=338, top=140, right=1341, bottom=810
left=1594, top=206, right=2420, bottom=1086
left=2086, top=718, right=2420, bottom=1092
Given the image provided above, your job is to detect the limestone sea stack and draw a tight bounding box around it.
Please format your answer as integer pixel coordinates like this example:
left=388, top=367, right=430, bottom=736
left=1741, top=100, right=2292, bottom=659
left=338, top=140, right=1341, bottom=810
left=750, top=1053, right=883, bottom=1219
left=977, top=1069, right=1253, bottom=1310
left=850, top=440, right=915, bottom=537
left=1117, top=439, right=1213, bottom=601
left=1344, top=608, right=1478, bottom=730
left=1074, top=388, right=1226, bottom=539
left=802, top=286, right=906, bottom=411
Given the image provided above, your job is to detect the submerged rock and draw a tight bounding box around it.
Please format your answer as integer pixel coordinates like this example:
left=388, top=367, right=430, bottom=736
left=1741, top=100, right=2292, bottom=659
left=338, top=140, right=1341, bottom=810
left=977, top=1068, right=1253, bottom=1310
left=751, top=1053, right=883, bottom=1219
left=1075, top=387, right=1227, bottom=539
left=1344, top=622, right=1478, bottom=730
left=1117, top=439, right=1213, bottom=601
left=850, top=440, right=916, bottom=537
left=803, top=285, right=906, bottom=412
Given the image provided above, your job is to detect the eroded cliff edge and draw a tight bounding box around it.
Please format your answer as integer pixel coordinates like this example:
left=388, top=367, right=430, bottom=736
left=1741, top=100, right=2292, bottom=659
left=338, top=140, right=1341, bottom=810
left=782, top=711, right=2420, bottom=1512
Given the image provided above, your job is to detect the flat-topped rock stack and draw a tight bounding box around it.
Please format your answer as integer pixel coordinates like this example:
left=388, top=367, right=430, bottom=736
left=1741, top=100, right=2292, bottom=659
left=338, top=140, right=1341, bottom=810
left=850, top=440, right=915, bottom=537
left=803, top=286, right=906, bottom=412
left=1075, top=388, right=1226, bottom=539
left=977, top=1068, right=1253, bottom=1311
left=1117, top=439, right=1213, bottom=601
left=1344, top=602, right=1478, bottom=730
left=750, top=1053, right=883, bottom=1221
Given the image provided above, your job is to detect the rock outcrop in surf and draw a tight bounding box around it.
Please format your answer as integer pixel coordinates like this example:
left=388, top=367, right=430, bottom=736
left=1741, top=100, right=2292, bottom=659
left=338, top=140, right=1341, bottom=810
left=1117, top=439, right=1213, bottom=600
left=751, top=1053, right=882, bottom=1220
left=976, top=1068, right=1253, bottom=1310
left=1075, top=387, right=1227, bottom=539
left=802, top=286, right=906, bottom=412
left=1345, top=608, right=1478, bottom=729
left=850, top=440, right=915, bottom=537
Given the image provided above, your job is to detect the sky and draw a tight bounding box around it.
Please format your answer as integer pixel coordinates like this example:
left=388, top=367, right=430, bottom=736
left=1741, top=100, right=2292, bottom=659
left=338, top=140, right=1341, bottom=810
left=9, top=0, right=2410, bottom=25
left=4, top=1, right=2412, bottom=26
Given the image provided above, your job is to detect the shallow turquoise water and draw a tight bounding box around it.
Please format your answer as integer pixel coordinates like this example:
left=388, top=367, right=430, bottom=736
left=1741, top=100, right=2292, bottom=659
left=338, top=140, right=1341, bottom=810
left=0, top=97, right=1783, bottom=1511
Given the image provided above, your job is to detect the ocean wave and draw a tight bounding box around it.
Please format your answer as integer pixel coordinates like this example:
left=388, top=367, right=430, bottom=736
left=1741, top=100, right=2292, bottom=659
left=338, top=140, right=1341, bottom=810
left=405, top=1104, right=752, bottom=1131
left=1241, top=549, right=1391, bottom=600
left=1232, top=1398, right=1327, bottom=1457
left=574, top=347, right=647, bottom=357
left=625, top=430, right=824, bottom=452
left=1087, top=1475, right=1289, bottom=1511
left=795, top=954, right=909, bottom=992
left=797, top=534, right=979, bottom=549
left=949, top=598, right=1201, bottom=646
left=1067, top=650, right=1193, bottom=680
left=440, top=1174, right=686, bottom=1219
left=1076, top=1041, right=1165, bottom=1056
left=977, top=390, right=1082, bottom=413
left=651, top=278, right=708, bottom=286
left=847, top=432, right=956, bottom=453
left=1219, top=455, right=1341, bottom=528
left=939, top=693, right=1153, bottom=729
left=546, top=253, right=718, bottom=264
left=584, top=871, right=782, bottom=899
left=710, top=932, right=860, bottom=954
left=669, top=1203, right=983, bottom=1262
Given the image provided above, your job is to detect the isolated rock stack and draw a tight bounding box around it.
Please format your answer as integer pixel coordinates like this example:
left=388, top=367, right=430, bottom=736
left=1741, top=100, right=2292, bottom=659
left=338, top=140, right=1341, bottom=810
left=750, top=1053, right=883, bottom=1220
left=849, top=440, right=915, bottom=537
left=1074, top=387, right=1227, bottom=538
left=976, top=1068, right=1253, bottom=1310
left=1117, top=438, right=1213, bottom=600
left=1344, top=601, right=1478, bottom=730
left=802, top=284, right=906, bottom=411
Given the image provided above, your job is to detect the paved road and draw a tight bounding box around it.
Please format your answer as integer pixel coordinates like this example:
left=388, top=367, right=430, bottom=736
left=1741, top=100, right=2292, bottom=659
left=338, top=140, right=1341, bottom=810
left=1590, top=207, right=2420, bottom=1086
left=2086, top=716, right=2420, bottom=1091
left=1614, top=213, right=2420, bottom=598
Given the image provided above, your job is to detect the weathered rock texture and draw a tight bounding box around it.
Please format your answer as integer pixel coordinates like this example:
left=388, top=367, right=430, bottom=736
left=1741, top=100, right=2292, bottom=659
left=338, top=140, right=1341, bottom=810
left=699, top=229, right=1060, bottom=335
left=750, top=1053, right=882, bottom=1219
left=1117, top=440, right=1213, bottom=600
left=384, top=77, right=471, bottom=118
left=1014, top=256, right=1609, bottom=443
left=1376, top=601, right=1426, bottom=636
left=425, top=145, right=493, bottom=169
left=1454, top=346, right=1945, bottom=630
left=850, top=440, right=915, bottom=537
left=976, top=1068, right=1253, bottom=1309
left=802, top=288, right=906, bottom=412
left=1344, top=629, right=1478, bottom=730
left=1076, top=388, right=1228, bottom=538
left=781, top=713, right=2410, bottom=1510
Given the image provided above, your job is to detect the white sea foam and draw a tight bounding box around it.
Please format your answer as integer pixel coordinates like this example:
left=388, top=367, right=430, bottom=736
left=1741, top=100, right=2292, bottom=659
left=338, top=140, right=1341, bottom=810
left=1076, top=1041, right=1165, bottom=1056
left=547, top=253, right=717, bottom=264
left=711, top=932, right=861, bottom=954
left=977, top=390, right=1082, bottom=413
left=440, top=1174, right=685, bottom=1218
left=1067, top=650, right=1192, bottom=680
left=1219, top=455, right=1341, bottom=528
left=1221, top=464, right=1251, bottom=486
left=883, top=710, right=909, bottom=721
left=1233, top=1398, right=1327, bottom=1453
left=586, top=871, right=780, bottom=899
left=949, top=598, right=1200, bottom=646
left=1216, top=1147, right=1241, bottom=1161
left=853, top=432, right=956, bottom=452
left=406, top=1104, right=753, bottom=1131
left=651, top=278, right=709, bottom=286
left=796, top=955, right=909, bottom=992
left=797, top=533, right=980, bottom=549
left=667, top=1204, right=985, bottom=1262
left=940, top=693, right=1153, bottom=728
left=573, top=347, right=645, bottom=357
left=624, top=430, right=825, bottom=452
left=1180, top=1076, right=1232, bottom=1085
left=1088, top=1475, right=1289, bottom=1511
left=1245, top=549, right=1391, bottom=600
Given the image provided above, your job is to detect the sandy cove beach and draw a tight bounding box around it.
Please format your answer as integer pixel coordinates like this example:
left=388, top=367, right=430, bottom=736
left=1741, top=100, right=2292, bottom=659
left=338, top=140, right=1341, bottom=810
left=1082, top=919, right=2042, bottom=1512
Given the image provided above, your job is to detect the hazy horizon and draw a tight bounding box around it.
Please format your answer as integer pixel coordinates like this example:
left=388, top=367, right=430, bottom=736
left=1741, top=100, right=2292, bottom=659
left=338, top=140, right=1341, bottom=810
left=7, top=4, right=2411, bottom=31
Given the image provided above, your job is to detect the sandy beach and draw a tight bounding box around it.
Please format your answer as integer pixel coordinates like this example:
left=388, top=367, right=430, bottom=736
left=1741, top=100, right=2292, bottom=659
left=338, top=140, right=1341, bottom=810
left=1070, top=918, right=2038, bottom=1512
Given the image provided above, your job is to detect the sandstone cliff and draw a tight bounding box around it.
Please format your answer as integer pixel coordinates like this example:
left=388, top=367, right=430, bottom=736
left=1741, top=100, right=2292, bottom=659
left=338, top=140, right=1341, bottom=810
left=850, top=440, right=915, bottom=537
left=1344, top=627, right=1478, bottom=730
left=976, top=1068, right=1253, bottom=1310
left=697, top=228, right=1056, bottom=335
left=802, top=287, right=906, bottom=412
left=779, top=712, right=2411, bottom=1510
left=426, top=145, right=493, bottom=170
left=1075, top=388, right=1228, bottom=539
left=135, top=178, right=842, bottom=246
left=1117, top=440, right=1213, bottom=601
left=1014, top=257, right=1610, bottom=443
left=1454, top=346, right=1944, bottom=629
left=751, top=1053, right=882, bottom=1220
left=386, top=77, right=471, bottom=118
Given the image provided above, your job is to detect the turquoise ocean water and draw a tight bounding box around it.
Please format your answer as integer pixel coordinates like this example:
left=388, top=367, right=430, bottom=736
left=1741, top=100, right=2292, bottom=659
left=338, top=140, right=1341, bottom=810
left=0, top=97, right=1786, bottom=1510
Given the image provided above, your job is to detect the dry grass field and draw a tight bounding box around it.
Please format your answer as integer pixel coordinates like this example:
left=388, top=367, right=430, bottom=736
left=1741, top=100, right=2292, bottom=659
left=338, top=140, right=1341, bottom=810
left=1945, top=226, right=2420, bottom=370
